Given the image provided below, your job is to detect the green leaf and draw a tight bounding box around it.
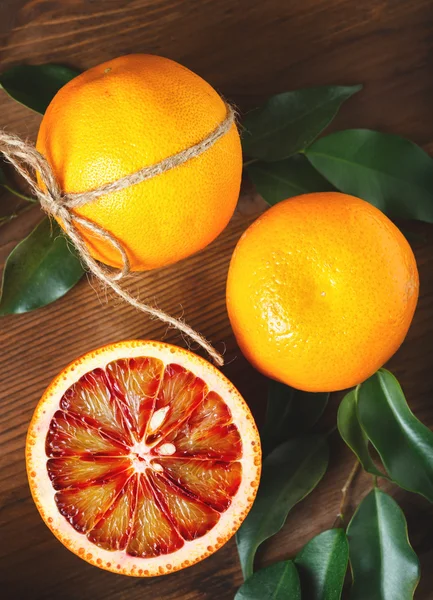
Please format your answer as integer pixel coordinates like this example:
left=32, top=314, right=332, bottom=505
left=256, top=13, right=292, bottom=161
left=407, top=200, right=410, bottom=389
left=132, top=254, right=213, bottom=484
left=357, top=369, right=433, bottom=502
left=261, top=379, right=329, bottom=456
left=0, top=64, right=80, bottom=114
left=236, top=435, right=329, bottom=579
left=247, top=154, right=335, bottom=205
left=305, top=129, right=433, bottom=222
left=235, top=561, right=301, bottom=600
left=347, top=488, right=420, bottom=600
left=0, top=217, right=84, bottom=315
left=337, top=389, right=386, bottom=478
left=295, top=529, right=349, bottom=600
left=242, top=85, right=362, bottom=161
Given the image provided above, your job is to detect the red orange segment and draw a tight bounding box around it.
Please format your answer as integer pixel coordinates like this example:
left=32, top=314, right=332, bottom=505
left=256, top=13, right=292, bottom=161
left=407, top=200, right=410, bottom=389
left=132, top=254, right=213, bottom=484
left=126, top=476, right=184, bottom=558
left=60, top=369, right=131, bottom=444
left=55, top=472, right=129, bottom=534
left=147, top=470, right=220, bottom=540
left=47, top=456, right=131, bottom=490
left=157, top=458, right=242, bottom=512
left=146, top=364, right=208, bottom=445
left=88, top=474, right=138, bottom=551
left=160, top=391, right=242, bottom=460
left=107, top=357, right=164, bottom=440
left=46, top=411, right=128, bottom=457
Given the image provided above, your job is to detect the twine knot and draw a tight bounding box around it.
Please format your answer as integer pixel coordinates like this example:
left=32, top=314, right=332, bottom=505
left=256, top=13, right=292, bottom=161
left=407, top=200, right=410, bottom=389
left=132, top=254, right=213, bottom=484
left=39, top=194, right=65, bottom=218
left=0, top=104, right=236, bottom=365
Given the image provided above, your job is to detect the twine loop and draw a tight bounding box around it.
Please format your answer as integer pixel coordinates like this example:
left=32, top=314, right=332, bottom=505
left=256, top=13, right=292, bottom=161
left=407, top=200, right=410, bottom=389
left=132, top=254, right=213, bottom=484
left=0, top=104, right=236, bottom=365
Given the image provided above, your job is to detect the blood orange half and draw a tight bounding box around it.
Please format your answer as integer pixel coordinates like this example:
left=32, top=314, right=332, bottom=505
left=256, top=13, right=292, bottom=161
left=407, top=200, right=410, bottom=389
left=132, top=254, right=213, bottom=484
left=26, top=340, right=261, bottom=576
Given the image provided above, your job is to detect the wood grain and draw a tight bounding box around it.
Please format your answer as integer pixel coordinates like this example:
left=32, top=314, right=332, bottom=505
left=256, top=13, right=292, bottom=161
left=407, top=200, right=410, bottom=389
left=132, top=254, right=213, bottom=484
left=0, top=1, right=433, bottom=599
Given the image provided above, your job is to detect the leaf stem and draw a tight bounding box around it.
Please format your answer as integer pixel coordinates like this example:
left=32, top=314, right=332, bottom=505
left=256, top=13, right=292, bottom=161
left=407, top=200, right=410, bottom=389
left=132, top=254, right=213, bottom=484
left=0, top=202, right=35, bottom=229
left=243, top=158, right=259, bottom=168
left=333, top=460, right=360, bottom=527
left=326, top=424, right=338, bottom=437
left=2, top=183, right=37, bottom=203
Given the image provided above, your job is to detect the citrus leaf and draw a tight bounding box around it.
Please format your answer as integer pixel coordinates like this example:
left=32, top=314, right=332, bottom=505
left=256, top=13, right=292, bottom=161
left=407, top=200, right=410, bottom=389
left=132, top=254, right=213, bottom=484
left=261, top=379, right=329, bottom=456
left=0, top=217, right=84, bottom=315
left=295, top=528, right=349, bottom=600
left=0, top=64, right=80, bottom=114
left=337, top=389, right=386, bottom=478
left=357, top=369, right=433, bottom=502
left=235, top=561, right=301, bottom=600
left=242, top=85, right=362, bottom=162
left=247, top=154, right=335, bottom=205
left=236, top=435, right=329, bottom=579
left=305, top=129, right=433, bottom=222
left=347, top=488, right=420, bottom=600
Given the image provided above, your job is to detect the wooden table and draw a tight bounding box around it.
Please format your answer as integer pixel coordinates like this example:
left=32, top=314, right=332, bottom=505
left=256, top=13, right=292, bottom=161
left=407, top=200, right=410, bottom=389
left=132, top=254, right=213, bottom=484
left=1, top=1, right=432, bottom=598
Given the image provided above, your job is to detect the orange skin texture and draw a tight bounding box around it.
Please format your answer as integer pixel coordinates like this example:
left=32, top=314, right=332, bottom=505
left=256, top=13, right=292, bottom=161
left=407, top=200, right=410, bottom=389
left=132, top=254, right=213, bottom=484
left=226, top=192, right=419, bottom=392
left=36, top=54, right=242, bottom=271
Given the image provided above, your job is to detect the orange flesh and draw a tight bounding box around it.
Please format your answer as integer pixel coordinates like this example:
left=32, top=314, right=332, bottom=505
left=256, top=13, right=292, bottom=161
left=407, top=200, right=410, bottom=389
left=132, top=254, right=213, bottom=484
left=45, top=357, right=243, bottom=558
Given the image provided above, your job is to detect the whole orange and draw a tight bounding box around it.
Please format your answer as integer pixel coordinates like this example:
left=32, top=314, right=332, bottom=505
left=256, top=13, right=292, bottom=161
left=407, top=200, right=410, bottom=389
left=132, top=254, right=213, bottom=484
left=36, top=54, right=242, bottom=270
left=226, top=192, right=419, bottom=392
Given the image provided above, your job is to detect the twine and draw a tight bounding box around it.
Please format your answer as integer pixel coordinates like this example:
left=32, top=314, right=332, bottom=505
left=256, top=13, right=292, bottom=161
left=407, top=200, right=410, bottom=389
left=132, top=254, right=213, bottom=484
left=0, top=104, right=237, bottom=366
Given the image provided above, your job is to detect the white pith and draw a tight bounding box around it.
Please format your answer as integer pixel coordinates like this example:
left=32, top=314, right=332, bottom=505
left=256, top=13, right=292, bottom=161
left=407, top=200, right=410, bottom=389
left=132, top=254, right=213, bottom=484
left=129, top=438, right=176, bottom=471
left=26, top=340, right=261, bottom=577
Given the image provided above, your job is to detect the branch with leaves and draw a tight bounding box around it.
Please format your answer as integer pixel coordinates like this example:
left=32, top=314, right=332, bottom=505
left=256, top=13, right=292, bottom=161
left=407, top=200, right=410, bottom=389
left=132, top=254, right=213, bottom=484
left=1, top=64, right=432, bottom=599
left=0, top=65, right=84, bottom=316
left=236, top=80, right=431, bottom=598
left=235, top=370, right=430, bottom=599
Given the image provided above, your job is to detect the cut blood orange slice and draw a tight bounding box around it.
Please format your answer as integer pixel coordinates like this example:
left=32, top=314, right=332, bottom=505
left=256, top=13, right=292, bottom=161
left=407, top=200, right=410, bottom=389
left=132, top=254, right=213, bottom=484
left=26, top=340, right=261, bottom=576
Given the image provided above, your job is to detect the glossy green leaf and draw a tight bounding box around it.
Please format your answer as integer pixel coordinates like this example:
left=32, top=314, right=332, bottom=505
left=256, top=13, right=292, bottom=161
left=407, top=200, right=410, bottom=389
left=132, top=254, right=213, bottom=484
left=235, top=560, right=301, bottom=600
left=261, top=379, right=329, bottom=456
left=305, top=129, right=433, bottom=222
left=337, top=389, right=385, bottom=478
left=242, top=84, right=362, bottom=161
left=347, top=488, right=420, bottom=600
left=236, top=435, right=329, bottom=579
left=357, top=369, right=433, bottom=502
left=0, top=217, right=84, bottom=315
left=295, top=528, right=349, bottom=600
left=0, top=64, right=80, bottom=114
left=247, top=154, right=335, bottom=205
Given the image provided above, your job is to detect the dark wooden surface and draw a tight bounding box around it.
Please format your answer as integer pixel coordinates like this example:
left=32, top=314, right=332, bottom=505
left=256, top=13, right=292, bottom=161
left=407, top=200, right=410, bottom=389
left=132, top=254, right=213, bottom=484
left=1, top=1, right=433, bottom=599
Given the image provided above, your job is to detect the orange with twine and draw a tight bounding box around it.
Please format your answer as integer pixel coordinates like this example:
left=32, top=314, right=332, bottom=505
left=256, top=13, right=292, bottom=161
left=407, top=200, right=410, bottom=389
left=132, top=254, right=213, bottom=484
left=0, top=55, right=243, bottom=364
